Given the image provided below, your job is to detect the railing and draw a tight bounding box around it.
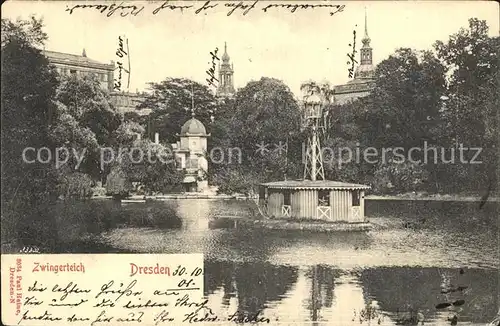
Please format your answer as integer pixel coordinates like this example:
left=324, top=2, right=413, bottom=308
left=317, top=206, right=331, bottom=219
left=282, top=205, right=291, bottom=217
left=351, top=206, right=361, bottom=219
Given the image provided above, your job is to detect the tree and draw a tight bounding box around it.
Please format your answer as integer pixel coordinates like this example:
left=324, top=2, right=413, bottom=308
left=1, top=16, right=47, bottom=47
left=361, top=48, right=446, bottom=151
left=1, top=17, right=60, bottom=247
left=48, top=103, right=100, bottom=179
left=55, top=74, right=122, bottom=181
left=109, top=121, right=183, bottom=194
left=56, top=74, right=121, bottom=145
left=1, top=17, right=60, bottom=204
left=112, top=120, right=145, bottom=146
left=210, top=77, right=304, bottom=193
left=139, top=78, right=217, bottom=143
left=433, top=18, right=498, bottom=192
left=106, top=167, right=133, bottom=198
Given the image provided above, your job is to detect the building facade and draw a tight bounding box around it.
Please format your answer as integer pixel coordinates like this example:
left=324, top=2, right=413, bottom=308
left=333, top=11, right=376, bottom=105
left=44, top=49, right=148, bottom=115
left=44, top=49, right=114, bottom=91
left=109, top=91, right=150, bottom=116
left=216, top=42, right=236, bottom=99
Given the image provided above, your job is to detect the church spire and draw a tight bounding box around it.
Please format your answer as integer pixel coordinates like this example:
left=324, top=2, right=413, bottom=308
left=191, top=82, right=195, bottom=116
left=222, top=41, right=230, bottom=62
left=364, top=7, right=369, bottom=39
left=355, top=8, right=374, bottom=78
left=217, top=42, right=235, bottom=98
left=362, top=8, right=370, bottom=46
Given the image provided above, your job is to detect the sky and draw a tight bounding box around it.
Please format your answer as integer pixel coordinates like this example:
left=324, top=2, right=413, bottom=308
left=3, top=1, right=499, bottom=96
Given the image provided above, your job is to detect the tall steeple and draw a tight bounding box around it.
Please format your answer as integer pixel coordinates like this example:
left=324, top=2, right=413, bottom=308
left=360, top=8, right=372, bottom=66
left=222, top=42, right=229, bottom=62
left=364, top=8, right=369, bottom=39
left=354, top=8, right=374, bottom=79
left=217, top=42, right=235, bottom=98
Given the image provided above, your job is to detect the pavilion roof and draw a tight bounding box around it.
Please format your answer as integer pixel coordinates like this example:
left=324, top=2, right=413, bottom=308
left=261, top=180, right=370, bottom=190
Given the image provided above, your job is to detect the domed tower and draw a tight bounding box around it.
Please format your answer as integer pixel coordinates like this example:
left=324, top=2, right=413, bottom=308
left=175, top=113, right=210, bottom=192
left=216, top=42, right=235, bottom=98
left=354, top=9, right=375, bottom=79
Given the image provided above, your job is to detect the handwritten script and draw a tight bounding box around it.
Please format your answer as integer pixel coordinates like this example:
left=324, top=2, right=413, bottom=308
left=347, top=26, right=357, bottom=78
left=206, top=47, right=219, bottom=89
left=65, top=1, right=346, bottom=17
left=114, top=35, right=130, bottom=91
left=2, top=254, right=272, bottom=325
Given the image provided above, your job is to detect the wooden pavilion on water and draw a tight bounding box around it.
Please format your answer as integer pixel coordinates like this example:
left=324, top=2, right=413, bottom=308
left=259, top=180, right=369, bottom=223
left=257, top=93, right=371, bottom=225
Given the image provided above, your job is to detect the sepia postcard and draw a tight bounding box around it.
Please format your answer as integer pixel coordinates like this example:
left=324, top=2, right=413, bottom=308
left=1, top=0, right=499, bottom=325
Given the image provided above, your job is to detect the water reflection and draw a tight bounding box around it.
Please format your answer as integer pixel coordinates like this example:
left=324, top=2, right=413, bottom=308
left=360, top=267, right=498, bottom=325
left=176, top=199, right=211, bottom=231
left=19, top=198, right=499, bottom=324
left=202, top=261, right=498, bottom=325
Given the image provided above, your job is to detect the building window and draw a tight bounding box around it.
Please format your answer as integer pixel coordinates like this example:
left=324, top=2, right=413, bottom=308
left=175, top=156, right=183, bottom=169
left=70, top=69, right=76, bottom=74
left=283, top=190, right=291, bottom=206
left=352, top=190, right=361, bottom=207
left=318, top=190, right=330, bottom=206
left=187, top=158, right=198, bottom=169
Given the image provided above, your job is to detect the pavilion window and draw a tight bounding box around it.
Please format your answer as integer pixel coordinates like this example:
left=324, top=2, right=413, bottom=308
left=283, top=190, right=291, bottom=206
left=318, top=190, right=330, bottom=206
left=352, top=190, right=361, bottom=207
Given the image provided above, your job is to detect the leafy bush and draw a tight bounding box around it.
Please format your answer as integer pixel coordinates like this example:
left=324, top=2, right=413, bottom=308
left=106, top=167, right=133, bottom=198
left=212, top=168, right=257, bottom=196
left=373, top=161, right=429, bottom=194
left=57, top=172, right=93, bottom=199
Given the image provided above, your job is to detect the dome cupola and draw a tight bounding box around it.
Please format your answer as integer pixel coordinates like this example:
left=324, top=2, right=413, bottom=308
left=180, top=116, right=208, bottom=136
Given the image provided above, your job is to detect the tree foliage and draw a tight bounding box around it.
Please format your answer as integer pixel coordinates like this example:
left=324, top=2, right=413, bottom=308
left=209, top=77, right=304, bottom=192
left=1, top=17, right=61, bottom=247
left=139, top=78, right=217, bottom=143
left=432, top=18, right=498, bottom=191
left=111, top=123, right=183, bottom=194
left=1, top=17, right=59, bottom=205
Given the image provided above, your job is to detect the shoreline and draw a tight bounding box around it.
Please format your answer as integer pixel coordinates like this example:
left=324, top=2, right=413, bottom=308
left=365, top=194, right=499, bottom=202
left=89, top=193, right=500, bottom=203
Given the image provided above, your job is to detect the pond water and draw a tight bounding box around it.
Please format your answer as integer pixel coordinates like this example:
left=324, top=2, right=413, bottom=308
left=46, top=199, right=498, bottom=325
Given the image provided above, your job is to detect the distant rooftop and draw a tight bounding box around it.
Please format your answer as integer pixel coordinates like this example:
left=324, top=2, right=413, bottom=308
left=43, top=50, right=113, bottom=69
left=261, top=180, right=370, bottom=190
